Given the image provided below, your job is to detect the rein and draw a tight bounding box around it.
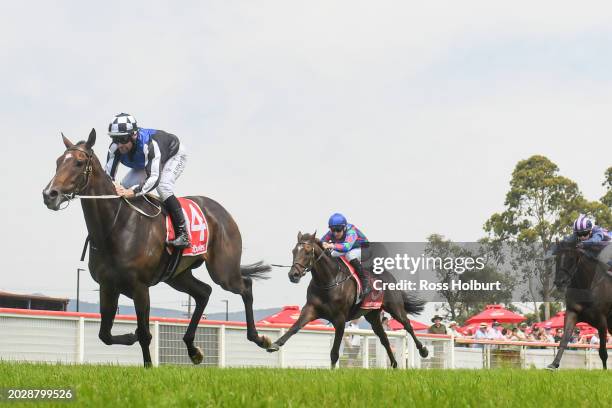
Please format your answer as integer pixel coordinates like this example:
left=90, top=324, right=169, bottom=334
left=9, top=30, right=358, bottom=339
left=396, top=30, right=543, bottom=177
left=58, top=145, right=161, bottom=218
left=276, top=242, right=352, bottom=291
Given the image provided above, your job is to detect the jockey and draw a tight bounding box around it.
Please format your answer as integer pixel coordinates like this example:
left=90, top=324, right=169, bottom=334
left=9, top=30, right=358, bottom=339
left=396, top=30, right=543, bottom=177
left=572, top=214, right=611, bottom=244
left=321, top=213, right=371, bottom=297
left=104, top=113, right=190, bottom=249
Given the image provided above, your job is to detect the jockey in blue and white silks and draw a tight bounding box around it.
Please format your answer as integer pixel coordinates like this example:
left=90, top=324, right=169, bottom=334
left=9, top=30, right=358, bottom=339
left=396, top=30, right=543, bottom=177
left=104, top=113, right=190, bottom=249
left=321, top=213, right=371, bottom=297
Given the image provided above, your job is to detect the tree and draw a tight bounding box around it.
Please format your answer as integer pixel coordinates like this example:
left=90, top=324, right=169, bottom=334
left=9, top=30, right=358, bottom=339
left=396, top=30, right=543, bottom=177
left=425, top=234, right=514, bottom=324
left=484, top=155, right=584, bottom=320
left=602, top=167, right=612, bottom=209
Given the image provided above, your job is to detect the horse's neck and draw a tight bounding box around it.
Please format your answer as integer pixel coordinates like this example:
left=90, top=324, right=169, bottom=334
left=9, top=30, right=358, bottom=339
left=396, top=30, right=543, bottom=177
left=311, top=247, right=341, bottom=285
left=573, top=257, right=597, bottom=289
left=80, top=163, right=123, bottom=244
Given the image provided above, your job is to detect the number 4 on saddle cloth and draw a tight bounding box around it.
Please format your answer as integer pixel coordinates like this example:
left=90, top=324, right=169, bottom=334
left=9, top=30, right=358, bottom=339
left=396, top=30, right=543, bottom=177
left=338, top=257, right=383, bottom=309
left=165, top=197, right=209, bottom=256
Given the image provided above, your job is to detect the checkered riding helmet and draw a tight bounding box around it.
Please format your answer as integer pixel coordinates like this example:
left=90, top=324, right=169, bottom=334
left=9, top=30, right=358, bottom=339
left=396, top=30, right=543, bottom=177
left=573, top=214, right=593, bottom=234
left=108, top=113, right=138, bottom=137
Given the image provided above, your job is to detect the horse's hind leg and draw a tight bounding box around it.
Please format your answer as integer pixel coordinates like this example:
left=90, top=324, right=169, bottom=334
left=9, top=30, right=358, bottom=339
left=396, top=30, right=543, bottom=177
left=206, top=253, right=271, bottom=349
left=239, top=275, right=271, bottom=349
left=385, top=298, right=428, bottom=358
left=98, top=284, right=138, bottom=346
left=364, top=310, right=398, bottom=368
left=166, top=269, right=212, bottom=364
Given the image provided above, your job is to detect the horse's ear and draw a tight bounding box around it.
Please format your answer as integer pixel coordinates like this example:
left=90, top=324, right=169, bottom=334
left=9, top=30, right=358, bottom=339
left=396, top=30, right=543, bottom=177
left=62, top=132, right=74, bottom=149
left=297, top=231, right=302, bottom=241
left=86, top=128, right=96, bottom=148
left=312, top=230, right=317, bottom=240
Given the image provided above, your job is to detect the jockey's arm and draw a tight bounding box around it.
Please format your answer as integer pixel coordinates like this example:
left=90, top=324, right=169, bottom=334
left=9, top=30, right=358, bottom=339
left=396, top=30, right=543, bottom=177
left=332, top=228, right=357, bottom=253
left=133, top=140, right=162, bottom=197
left=105, top=143, right=120, bottom=180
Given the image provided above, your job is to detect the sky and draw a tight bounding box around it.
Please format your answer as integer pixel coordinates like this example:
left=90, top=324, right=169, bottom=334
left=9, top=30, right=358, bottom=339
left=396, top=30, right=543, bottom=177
left=1, top=1, right=611, bottom=317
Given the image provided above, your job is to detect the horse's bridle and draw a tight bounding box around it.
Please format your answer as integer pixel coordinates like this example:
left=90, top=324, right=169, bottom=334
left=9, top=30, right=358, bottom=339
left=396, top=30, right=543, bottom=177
left=62, top=145, right=94, bottom=200
left=292, top=242, right=325, bottom=275
left=291, top=242, right=353, bottom=290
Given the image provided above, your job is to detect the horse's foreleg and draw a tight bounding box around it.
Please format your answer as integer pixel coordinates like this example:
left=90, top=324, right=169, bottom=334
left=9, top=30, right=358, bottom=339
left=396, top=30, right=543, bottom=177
left=98, top=285, right=138, bottom=346
left=267, top=304, right=317, bottom=352
left=166, top=270, right=212, bottom=364
left=547, top=310, right=578, bottom=370
left=365, top=311, right=398, bottom=368
left=597, top=320, right=608, bottom=370
left=330, top=319, right=346, bottom=369
left=132, top=284, right=153, bottom=368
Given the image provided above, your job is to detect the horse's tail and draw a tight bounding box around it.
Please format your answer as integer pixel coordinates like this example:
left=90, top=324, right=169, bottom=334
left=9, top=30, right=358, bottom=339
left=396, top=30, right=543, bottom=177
left=402, top=291, right=426, bottom=316
left=241, top=261, right=272, bottom=280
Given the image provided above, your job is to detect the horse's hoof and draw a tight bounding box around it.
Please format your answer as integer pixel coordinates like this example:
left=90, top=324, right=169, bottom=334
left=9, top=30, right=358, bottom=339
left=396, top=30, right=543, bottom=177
left=144, top=361, right=153, bottom=369
left=189, top=346, right=204, bottom=365
left=266, top=343, right=280, bottom=353
left=419, top=347, right=429, bottom=358
left=260, top=335, right=272, bottom=349
left=545, top=364, right=559, bottom=371
left=391, top=361, right=398, bottom=369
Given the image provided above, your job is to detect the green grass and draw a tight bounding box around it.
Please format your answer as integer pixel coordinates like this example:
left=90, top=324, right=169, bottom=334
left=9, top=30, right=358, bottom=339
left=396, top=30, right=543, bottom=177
left=0, top=363, right=610, bottom=407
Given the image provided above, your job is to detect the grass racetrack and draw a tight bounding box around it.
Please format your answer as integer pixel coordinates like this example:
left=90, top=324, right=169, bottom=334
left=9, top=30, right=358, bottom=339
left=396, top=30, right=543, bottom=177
left=0, top=363, right=610, bottom=407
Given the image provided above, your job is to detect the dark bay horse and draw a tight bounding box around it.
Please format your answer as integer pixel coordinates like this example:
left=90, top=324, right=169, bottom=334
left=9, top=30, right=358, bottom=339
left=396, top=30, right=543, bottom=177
left=547, top=240, right=612, bottom=370
left=42, top=129, right=272, bottom=366
left=266, top=232, right=428, bottom=368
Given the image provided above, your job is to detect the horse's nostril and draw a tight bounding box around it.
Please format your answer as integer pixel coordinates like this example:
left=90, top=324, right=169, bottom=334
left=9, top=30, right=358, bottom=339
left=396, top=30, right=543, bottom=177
left=48, top=189, right=59, bottom=199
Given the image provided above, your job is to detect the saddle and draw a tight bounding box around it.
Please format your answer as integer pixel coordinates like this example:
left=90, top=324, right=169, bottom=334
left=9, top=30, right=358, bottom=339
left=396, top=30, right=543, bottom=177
left=80, top=196, right=209, bottom=285
left=337, top=257, right=383, bottom=309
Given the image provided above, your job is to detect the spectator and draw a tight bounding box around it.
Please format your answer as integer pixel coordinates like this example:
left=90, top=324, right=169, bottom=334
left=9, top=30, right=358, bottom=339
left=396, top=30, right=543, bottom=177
left=488, top=322, right=504, bottom=340
left=590, top=334, right=600, bottom=348
left=447, top=321, right=463, bottom=338
left=428, top=315, right=447, bottom=335
left=554, top=328, right=564, bottom=342
left=516, top=322, right=528, bottom=341
left=381, top=315, right=391, bottom=331
left=570, top=328, right=581, bottom=343
left=509, top=327, right=520, bottom=341
left=473, top=323, right=489, bottom=348
left=543, top=327, right=555, bottom=343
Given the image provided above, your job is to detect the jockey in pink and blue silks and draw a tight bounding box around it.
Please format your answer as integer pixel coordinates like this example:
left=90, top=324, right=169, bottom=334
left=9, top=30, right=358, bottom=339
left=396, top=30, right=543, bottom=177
left=321, top=213, right=371, bottom=297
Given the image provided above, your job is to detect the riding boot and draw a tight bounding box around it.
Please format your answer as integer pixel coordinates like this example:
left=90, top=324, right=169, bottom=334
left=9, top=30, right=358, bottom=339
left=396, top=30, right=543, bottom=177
left=164, top=195, right=191, bottom=249
left=350, top=258, right=372, bottom=298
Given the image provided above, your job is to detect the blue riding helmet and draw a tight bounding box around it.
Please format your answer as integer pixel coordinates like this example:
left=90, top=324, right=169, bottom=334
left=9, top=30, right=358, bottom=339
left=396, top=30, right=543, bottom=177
left=328, top=213, right=347, bottom=228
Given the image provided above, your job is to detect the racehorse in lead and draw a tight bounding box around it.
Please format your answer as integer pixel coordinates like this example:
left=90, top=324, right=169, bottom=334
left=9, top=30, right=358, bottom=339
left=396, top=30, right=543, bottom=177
left=42, top=129, right=272, bottom=367
left=267, top=232, right=429, bottom=368
left=547, top=239, right=612, bottom=370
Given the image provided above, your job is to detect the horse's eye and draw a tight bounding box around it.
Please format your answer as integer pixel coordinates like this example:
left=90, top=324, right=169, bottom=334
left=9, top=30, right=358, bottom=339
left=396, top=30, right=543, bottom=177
left=76, top=160, right=84, bottom=167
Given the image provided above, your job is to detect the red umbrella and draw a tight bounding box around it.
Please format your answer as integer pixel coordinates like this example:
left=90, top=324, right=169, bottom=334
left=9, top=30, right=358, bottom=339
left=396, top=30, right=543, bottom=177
left=534, top=312, right=597, bottom=334
left=257, top=305, right=326, bottom=327
left=388, top=318, right=428, bottom=331
left=534, top=311, right=565, bottom=329
left=465, top=304, right=525, bottom=324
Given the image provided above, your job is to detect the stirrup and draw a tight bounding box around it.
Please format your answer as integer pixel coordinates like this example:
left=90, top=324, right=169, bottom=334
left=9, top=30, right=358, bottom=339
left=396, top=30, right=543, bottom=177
left=168, top=233, right=191, bottom=249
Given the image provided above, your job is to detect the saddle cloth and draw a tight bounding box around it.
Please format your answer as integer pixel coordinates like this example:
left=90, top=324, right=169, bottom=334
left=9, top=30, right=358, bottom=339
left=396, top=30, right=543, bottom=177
left=338, top=256, right=383, bottom=309
left=165, top=197, right=209, bottom=256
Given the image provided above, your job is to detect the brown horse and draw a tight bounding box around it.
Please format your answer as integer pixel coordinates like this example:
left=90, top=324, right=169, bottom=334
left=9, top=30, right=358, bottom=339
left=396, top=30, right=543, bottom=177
left=547, top=240, right=612, bottom=370
left=42, top=129, right=272, bottom=367
left=266, top=232, right=428, bottom=368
